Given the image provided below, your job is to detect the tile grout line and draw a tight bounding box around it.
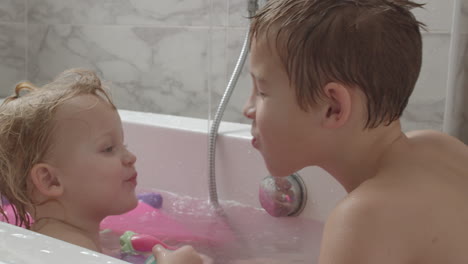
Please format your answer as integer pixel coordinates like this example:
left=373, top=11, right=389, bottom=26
left=24, top=0, right=28, bottom=81
left=208, top=0, right=214, bottom=126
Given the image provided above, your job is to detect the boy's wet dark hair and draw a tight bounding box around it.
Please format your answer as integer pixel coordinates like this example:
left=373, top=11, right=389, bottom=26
left=250, top=0, right=425, bottom=128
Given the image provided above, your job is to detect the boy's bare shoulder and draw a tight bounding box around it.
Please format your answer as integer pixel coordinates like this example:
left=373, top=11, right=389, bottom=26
left=319, top=131, right=468, bottom=264
left=378, top=130, right=467, bottom=186
left=405, top=130, right=467, bottom=155
left=320, top=174, right=452, bottom=264
left=319, top=184, right=418, bottom=264
left=403, top=130, right=468, bottom=183
left=330, top=176, right=422, bottom=227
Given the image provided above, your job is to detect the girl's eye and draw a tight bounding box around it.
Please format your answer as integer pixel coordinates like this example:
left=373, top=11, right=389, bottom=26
left=256, top=91, right=266, bottom=98
left=104, top=146, right=114, bottom=153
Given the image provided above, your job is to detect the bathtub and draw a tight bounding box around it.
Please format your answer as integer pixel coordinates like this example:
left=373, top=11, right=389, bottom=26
left=0, top=109, right=346, bottom=264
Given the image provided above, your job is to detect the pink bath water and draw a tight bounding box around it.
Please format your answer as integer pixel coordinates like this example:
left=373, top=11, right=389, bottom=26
left=100, top=189, right=324, bottom=264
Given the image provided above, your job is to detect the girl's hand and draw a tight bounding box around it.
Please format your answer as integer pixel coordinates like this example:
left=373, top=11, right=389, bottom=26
left=152, top=245, right=203, bottom=264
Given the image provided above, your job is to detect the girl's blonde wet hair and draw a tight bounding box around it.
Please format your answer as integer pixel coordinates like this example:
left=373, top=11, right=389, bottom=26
left=0, top=68, right=115, bottom=228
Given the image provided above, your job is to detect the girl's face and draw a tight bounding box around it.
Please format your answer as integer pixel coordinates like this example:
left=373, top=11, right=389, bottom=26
left=47, top=95, right=138, bottom=221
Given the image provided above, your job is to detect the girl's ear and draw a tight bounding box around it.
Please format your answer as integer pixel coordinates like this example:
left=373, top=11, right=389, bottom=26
left=29, top=163, right=63, bottom=198
left=321, top=82, right=352, bottom=129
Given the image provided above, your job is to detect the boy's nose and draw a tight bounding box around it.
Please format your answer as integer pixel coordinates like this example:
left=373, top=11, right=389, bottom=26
left=243, top=98, right=256, bottom=119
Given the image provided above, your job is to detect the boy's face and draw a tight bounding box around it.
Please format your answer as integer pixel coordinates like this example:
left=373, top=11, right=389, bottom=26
left=48, top=95, right=138, bottom=220
left=243, top=38, right=324, bottom=177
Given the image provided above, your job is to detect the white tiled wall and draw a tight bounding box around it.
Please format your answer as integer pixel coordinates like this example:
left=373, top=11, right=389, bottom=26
left=0, top=0, right=458, bottom=131
left=399, top=0, right=455, bottom=131
left=413, top=0, right=455, bottom=31
left=0, top=0, right=25, bottom=22
left=443, top=0, right=468, bottom=143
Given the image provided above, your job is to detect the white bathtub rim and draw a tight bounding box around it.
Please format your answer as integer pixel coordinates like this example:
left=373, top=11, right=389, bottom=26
left=118, top=109, right=252, bottom=139
left=0, top=221, right=127, bottom=264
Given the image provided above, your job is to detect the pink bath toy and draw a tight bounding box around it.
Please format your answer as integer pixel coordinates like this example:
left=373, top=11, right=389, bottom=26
left=137, top=193, right=163, bottom=209
left=101, top=201, right=196, bottom=242
left=101, top=199, right=236, bottom=245
left=120, top=231, right=177, bottom=254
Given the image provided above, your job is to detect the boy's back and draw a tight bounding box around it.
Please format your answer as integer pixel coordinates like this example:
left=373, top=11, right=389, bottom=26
left=320, top=132, right=468, bottom=263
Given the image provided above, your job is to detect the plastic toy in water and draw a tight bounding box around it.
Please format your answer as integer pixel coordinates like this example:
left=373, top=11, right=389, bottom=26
left=120, top=231, right=177, bottom=253
left=120, top=231, right=177, bottom=264
left=101, top=200, right=196, bottom=242
left=101, top=195, right=236, bottom=245
left=137, top=193, right=163, bottom=209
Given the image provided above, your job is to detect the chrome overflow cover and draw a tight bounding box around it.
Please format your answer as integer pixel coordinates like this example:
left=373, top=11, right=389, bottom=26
left=259, top=173, right=307, bottom=217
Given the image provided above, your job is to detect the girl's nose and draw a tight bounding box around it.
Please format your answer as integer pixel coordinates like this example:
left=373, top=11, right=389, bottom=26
left=123, top=149, right=137, bottom=166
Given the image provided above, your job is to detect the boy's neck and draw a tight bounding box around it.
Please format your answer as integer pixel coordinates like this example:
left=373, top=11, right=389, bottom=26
left=320, top=121, right=407, bottom=193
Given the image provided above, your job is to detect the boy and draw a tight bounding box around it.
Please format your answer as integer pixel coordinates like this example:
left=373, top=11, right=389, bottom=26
left=243, top=0, right=468, bottom=263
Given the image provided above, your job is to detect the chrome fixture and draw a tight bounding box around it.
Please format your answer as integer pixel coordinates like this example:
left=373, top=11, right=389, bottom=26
left=259, top=173, right=307, bottom=217
left=208, top=0, right=261, bottom=208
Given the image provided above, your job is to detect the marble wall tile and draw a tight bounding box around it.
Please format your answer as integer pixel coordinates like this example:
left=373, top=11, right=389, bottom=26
left=443, top=0, right=468, bottom=143
left=20, top=0, right=459, bottom=129
left=459, top=1, right=468, bottom=143
left=27, top=24, right=212, bottom=118
left=209, top=28, right=227, bottom=121
left=228, top=0, right=454, bottom=32
left=447, top=47, right=468, bottom=142
left=228, top=0, right=251, bottom=28
left=228, top=0, right=267, bottom=27
left=401, top=33, right=451, bottom=131
left=413, top=33, right=451, bottom=101
left=401, top=98, right=446, bottom=132
left=28, top=0, right=214, bottom=27
left=212, top=28, right=251, bottom=124
left=0, top=24, right=26, bottom=97
left=413, top=0, right=455, bottom=32
left=0, top=0, right=25, bottom=23
left=463, top=0, right=468, bottom=25
left=212, top=0, right=229, bottom=27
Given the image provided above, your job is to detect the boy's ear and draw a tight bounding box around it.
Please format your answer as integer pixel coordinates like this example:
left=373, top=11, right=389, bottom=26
left=321, top=82, right=352, bottom=129
left=30, top=163, right=63, bottom=198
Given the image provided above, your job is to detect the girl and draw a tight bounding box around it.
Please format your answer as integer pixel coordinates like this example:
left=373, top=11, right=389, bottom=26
left=0, top=69, right=202, bottom=264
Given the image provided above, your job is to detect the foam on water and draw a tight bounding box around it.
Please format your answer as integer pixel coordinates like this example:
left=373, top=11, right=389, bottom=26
left=101, top=189, right=324, bottom=264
